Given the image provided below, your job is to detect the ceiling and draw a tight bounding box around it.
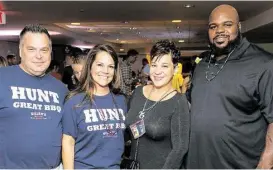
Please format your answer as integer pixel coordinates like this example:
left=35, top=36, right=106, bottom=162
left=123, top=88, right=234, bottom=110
left=1, top=1, right=273, bottom=54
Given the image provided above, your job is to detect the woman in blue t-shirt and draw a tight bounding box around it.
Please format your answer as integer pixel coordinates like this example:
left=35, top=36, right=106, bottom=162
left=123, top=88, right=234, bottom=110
left=62, top=44, right=127, bottom=169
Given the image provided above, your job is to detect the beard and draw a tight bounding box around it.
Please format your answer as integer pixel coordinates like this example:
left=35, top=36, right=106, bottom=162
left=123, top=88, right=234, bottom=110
left=209, top=30, right=242, bottom=56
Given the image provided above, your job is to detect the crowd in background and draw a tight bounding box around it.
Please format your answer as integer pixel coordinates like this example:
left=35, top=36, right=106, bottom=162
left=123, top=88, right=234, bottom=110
left=1, top=3, right=273, bottom=169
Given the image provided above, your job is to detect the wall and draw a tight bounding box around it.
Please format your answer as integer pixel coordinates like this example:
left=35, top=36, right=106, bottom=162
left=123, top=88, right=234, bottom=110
left=0, top=41, right=19, bottom=58
left=257, top=43, right=273, bottom=54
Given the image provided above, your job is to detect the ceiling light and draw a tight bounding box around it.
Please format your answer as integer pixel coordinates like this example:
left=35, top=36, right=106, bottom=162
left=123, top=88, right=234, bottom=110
left=184, top=4, right=195, bottom=8
left=87, top=29, right=96, bottom=33
left=66, top=25, right=92, bottom=29
left=71, top=23, right=81, bottom=25
left=49, top=31, right=61, bottom=35
left=178, top=40, right=185, bottom=43
left=132, top=27, right=137, bottom=30
left=72, top=44, right=94, bottom=49
left=0, top=30, right=61, bottom=36
left=120, top=49, right=124, bottom=51
left=172, top=20, right=181, bottom=23
left=116, top=38, right=119, bottom=41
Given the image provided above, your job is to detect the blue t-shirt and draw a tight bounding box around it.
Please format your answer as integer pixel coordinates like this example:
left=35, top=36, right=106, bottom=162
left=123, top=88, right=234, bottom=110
left=0, top=65, right=68, bottom=169
left=143, top=64, right=150, bottom=75
left=62, top=92, right=127, bottom=169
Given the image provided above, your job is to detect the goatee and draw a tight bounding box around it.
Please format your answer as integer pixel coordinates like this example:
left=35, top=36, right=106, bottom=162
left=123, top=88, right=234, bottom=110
left=210, top=31, right=242, bottom=56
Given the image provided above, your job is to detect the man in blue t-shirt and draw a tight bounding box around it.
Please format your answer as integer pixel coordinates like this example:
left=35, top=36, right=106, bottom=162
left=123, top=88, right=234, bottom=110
left=0, top=24, right=67, bottom=168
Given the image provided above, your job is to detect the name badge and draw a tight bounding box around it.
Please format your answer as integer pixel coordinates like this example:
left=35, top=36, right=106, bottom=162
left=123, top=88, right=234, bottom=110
left=130, top=119, right=146, bottom=139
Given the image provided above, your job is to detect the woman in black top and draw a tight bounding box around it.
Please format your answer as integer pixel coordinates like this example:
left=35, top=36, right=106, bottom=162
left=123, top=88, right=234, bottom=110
left=125, top=40, right=190, bottom=169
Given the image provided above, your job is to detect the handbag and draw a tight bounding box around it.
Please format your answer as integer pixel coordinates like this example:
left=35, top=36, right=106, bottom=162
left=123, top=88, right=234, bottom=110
left=120, top=138, right=140, bottom=169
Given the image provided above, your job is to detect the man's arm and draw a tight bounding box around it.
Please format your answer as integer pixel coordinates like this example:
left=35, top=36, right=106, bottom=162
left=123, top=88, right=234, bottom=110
left=257, top=60, right=273, bottom=169
left=257, top=123, right=273, bottom=168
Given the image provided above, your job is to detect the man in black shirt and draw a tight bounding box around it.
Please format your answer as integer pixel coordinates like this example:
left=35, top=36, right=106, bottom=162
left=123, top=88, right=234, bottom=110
left=62, top=52, right=76, bottom=90
left=186, top=4, right=273, bottom=169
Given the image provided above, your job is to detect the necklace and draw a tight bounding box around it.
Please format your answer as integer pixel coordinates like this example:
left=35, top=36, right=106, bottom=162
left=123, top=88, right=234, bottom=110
left=205, top=48, right=235, bottom=81
left=92, top=92, right=121, bottom=136
left=139, top=86, right=176, bottom=119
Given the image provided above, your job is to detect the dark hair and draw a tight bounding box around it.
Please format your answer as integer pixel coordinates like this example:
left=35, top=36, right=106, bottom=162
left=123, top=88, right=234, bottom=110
left=142, top=58, right=148, bottom=65
left=66, top=44, right=121, bottom=103
left=0, top=56, right=8, bottom=67
left=123, top=49, right=139, bottom=61
left=72, top=52, right=87, bottom=65
left=6, top=54, right=15, bottom=60
left=150, top=40, right=180, bottom=65
left=19, top=24, right=51, bottom=48
left=47, top=60, right=60, bottom=73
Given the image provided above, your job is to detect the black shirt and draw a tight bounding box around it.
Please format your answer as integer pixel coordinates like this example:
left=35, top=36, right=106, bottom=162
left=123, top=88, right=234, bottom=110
left=126, top=86, right=190, bottom=169
left=186, top=38, right=273, bottom=168
left=62, top=66, right=76, bottom=91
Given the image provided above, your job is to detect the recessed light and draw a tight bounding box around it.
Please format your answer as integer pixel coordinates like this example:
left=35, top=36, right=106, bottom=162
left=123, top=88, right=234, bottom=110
left=178, top=40, right=185, bottom=43
left=120, top=49, right=124, bottom=51
left=71, top=23, right=80, bottom=25
left=72, top=44, right=94, bottom=49
left=184, top=4, right=195, bottom=8
left=116, top=38, right=119, bottom=41
left=172, top=20, right=181, bottom=23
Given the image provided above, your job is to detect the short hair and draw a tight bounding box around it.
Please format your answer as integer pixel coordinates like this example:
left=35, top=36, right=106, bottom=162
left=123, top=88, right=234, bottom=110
left=127, top=49, right=139, bottom=57
left=6, top=54, right=15, bottom=60
left=142, top=58, right=148, bottom=64
left=150, top=40, right=180, bottom=65
left=123, top=49, right=139, bottom=61
left=72, top=53, right=87, bottom=65
left=19, top=24, right=51, bottom=47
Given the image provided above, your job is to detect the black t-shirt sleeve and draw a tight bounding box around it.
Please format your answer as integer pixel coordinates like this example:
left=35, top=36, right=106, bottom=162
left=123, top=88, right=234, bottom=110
left=258, top=60, right=273, bottom=123
left=162, top=94, right=190, bottom=169
left=62, top=66, right=75, bottom=90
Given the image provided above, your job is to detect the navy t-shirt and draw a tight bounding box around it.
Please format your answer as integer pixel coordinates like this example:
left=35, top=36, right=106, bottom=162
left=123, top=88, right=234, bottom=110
left=62, top=92, right=127, bottom=169
left=0, top=65, right=68, bottom=168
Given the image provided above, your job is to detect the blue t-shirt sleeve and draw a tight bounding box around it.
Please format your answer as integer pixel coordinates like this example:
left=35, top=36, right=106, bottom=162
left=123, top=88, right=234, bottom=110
left=143, top=65, right=150, bottom=75
left=62, top=99, right=78, bottom=139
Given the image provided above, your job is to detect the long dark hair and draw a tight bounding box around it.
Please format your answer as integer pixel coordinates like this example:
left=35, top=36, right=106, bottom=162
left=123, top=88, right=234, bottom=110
left=66, top=44, right=121, bottom=105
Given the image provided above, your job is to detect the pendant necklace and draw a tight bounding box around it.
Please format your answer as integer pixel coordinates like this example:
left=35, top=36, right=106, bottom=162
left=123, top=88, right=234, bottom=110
left=205, top=48, right=235, bottom=81
left=139, top=86, right=176, bottom=119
